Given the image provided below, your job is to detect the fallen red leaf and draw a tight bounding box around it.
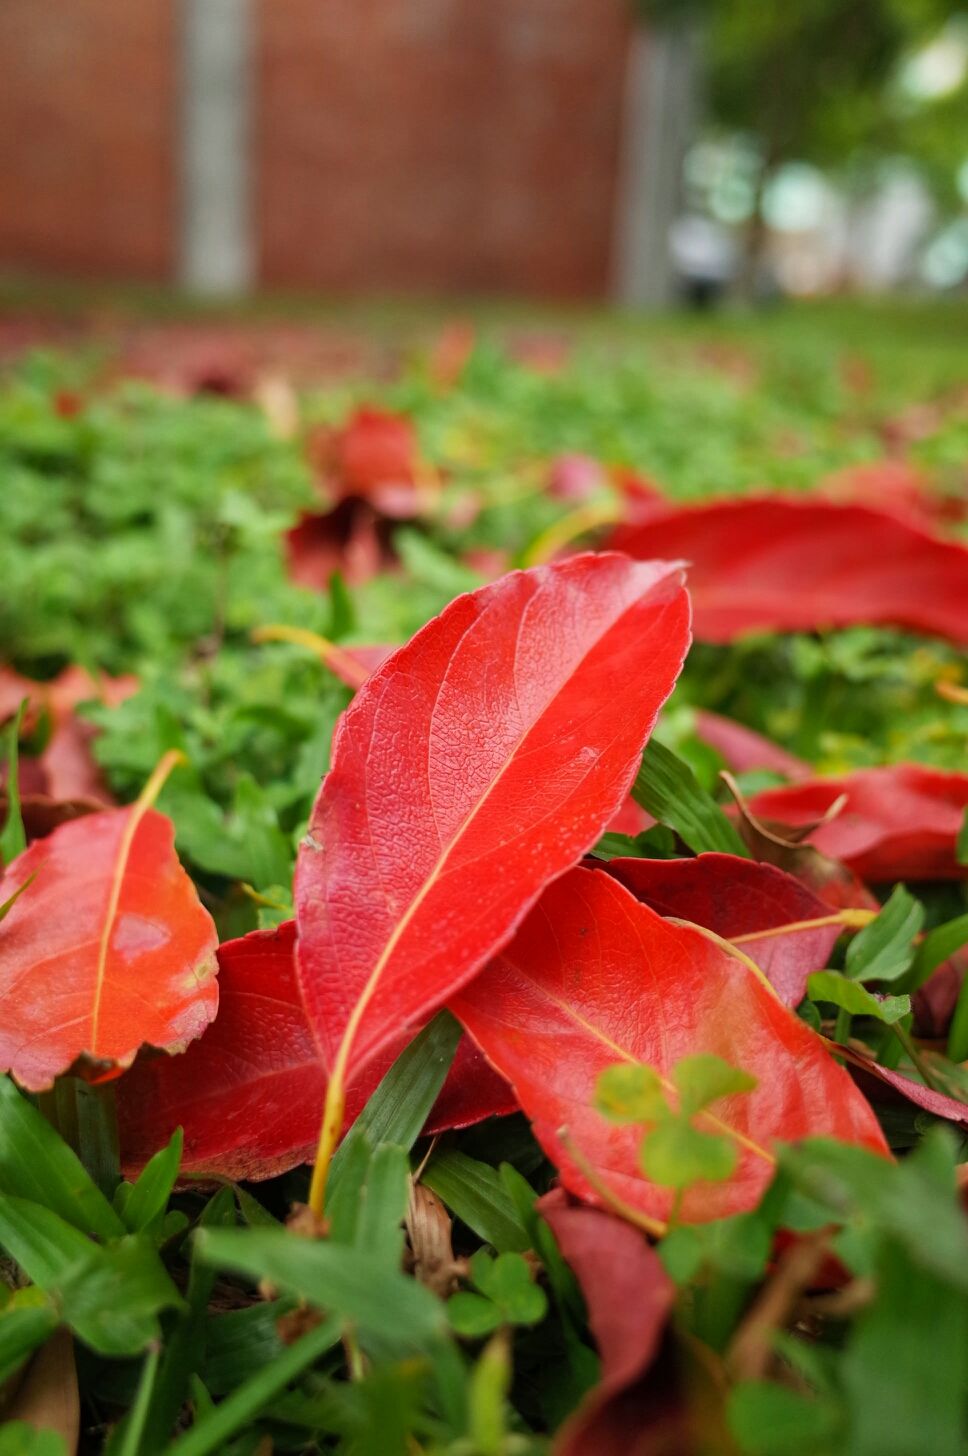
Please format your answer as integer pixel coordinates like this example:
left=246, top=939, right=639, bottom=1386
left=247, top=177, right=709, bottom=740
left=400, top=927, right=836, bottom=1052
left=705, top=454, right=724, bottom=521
left=0, top=665, right=138, bottom=804
left=285, top=502, right=395, bottom=589
left=0, top=791, right=101, bottom=845
left=602, top=853, right=844, bottom=1006
left=452, top=868, right=887, bottom=1225
left=309, top=404, right=423, bottom=516
left=692, top=709, right=811, bottom=781
left=295, top=553, right=691, bottom=1148
left=548, top=454, right=609, bottom=504
left=913, top=950, right=967, bottom=1039
left=0, top=801, right=218, bottom=1091
left=746, top=764, right=968, bottom=882
left=117, top=922, right=516, bottom=1180
left=604, top=796, right=656, bottom=838
left=609, top=497, right=968, bottom=645
left=819, top=459, right=966, bottom=531
left=538, top=1188, right=676, bottom=1456
left=838, top=1047, right=968, bottom=1131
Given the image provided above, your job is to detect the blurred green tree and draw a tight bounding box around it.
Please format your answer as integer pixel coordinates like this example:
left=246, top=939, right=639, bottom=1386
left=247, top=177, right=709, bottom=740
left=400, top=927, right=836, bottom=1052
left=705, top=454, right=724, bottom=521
left=635, top=0, right=967, bottom=275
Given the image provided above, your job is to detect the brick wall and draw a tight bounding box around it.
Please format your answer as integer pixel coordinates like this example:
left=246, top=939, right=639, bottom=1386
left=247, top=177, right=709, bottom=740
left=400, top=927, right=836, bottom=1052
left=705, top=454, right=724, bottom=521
left=0, top=0, right=633, bottom=298
left=0, top=0, right=175, bottom=279
left=258, top=0, right=632, bottom=296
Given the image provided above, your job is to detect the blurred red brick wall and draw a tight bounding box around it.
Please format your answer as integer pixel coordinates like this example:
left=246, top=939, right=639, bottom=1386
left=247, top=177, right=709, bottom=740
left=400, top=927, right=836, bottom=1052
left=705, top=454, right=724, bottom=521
left=0, top=0, right=175, bottom=278
left=258, top=0, right=631, bottom=296
left=0, top=0, right=632, bottom=297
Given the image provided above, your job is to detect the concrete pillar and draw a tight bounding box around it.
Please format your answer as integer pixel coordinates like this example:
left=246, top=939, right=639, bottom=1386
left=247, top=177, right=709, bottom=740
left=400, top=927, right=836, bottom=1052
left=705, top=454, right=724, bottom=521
left=613, top=23, right=700, bottom=308
left=178, top=0, right=254, bottom=293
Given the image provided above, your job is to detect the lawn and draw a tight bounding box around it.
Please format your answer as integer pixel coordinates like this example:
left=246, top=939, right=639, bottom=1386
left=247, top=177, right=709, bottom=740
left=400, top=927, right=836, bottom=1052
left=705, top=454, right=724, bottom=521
left=0, top=296, right=966, bottom=1455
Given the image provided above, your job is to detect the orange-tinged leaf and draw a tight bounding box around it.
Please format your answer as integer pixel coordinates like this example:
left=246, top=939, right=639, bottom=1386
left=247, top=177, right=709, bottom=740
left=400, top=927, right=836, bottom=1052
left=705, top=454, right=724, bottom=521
left=295, top=552, right=691, bottom=1205
left=452, top=868, right=887, bottom=1226
left=0, top=803, right=218, bottom=1091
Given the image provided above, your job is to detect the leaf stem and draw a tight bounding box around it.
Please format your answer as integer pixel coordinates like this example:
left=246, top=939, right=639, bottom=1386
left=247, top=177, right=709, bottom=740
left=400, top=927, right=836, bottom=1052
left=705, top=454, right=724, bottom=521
left=519, top=500, right=620, bottom=568
left=892, top=1021, right=943, bottom=1092
left=730, top=908, right=875, bottom=945
left=308, top=1076, right=347, bottom=1218
left=833, top=1007, right=852, bottom=1045
left=137, top=748, right=188, bottom=813
left=252, top=624, right=370, bottom=690
left=557, top=1127, right=667, bottom=1239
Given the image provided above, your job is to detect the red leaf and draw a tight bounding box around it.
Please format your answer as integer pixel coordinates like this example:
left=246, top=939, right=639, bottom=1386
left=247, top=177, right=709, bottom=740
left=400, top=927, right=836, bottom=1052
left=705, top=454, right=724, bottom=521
left=0, top=804, right=218, bottom=1091
left=295, top=554, right=690, bottom=1101
left=0, top=792, right=101, bottom=845
left=452, top=868, right=887, bottom=1225
left=913, top=951, right=967, bottom=1038
left=285, top=502, right=394, bottom=589
left=315, top=405, right=419, bottom=505
left=692, top=709, right=810, bottom=781
left=820, top=459, right=966, bottom=531
left=547, top=454, right=609, bottom=504
left=538, top=1188, right=675, bottom=1456
left=602, top=853, right=844, bottom=1006
left=604, top=796, right=656, bottom=838
left=840, top=1048, right=968, bottom=1131
left=609, top=497, right=968, bottom=645
left=0, top=665, right=138, bottom=804
left=746, top=764, right=968, bottom=882
left=117, top=922, right=515, bottom=1180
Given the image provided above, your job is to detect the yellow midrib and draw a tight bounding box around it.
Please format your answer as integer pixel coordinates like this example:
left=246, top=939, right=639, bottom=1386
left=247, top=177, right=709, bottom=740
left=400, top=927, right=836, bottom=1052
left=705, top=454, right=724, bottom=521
left=511, top=967, right=775, bottom=1166
left=89, top=750, right=184, bottom=1055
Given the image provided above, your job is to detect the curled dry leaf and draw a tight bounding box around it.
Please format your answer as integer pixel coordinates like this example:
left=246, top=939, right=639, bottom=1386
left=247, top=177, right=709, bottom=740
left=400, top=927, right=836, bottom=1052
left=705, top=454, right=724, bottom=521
left=723, top=773, right=876, bottom=912
left=295, top=552, right=691, bottom=1202
left=452, top=868, right=887, bottom=1226
left=0, top=789, right=218, bottom=1092
left=2, top=1328, right=80, bottom=1452
left=609, top=496, right=968, bottom=646
left=745, top=764, right=968, bottom=883
left=407, top=1182, right=463, bottom=1297
left=116, top=922, right=516, bottom=1180
left=602, top=852, right=847, bottom=1006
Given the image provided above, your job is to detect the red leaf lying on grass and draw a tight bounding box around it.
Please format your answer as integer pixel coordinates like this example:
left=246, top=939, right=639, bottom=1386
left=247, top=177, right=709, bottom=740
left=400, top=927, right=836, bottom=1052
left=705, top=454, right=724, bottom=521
left=820, top=459, right=967, bottom=530
left=285, top=502, right=396, bottom=589
left=117, top=922, right=516, bottom=1180
left=287, top=405, right=432, bottom=589
left=310, top=405, right=422, bottom=515
left=0, top=784, right=218, bottom=1091
left=538, top=1189, right=676, bottom=1456
left=838, top=1046, right=968, bottom=1132
left=746, top=764, right=968, bottom=882
left=609, top=497, right=968, bottom=645
left=692, top=708, right=811, bottom=780
left=0, top=665, right=138, bottom=804
left=602, top=853, right=847, bottom=1006
left=452, top=868, right=887, bottom=1226
left=295, top=554, right=691, bottom=1176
